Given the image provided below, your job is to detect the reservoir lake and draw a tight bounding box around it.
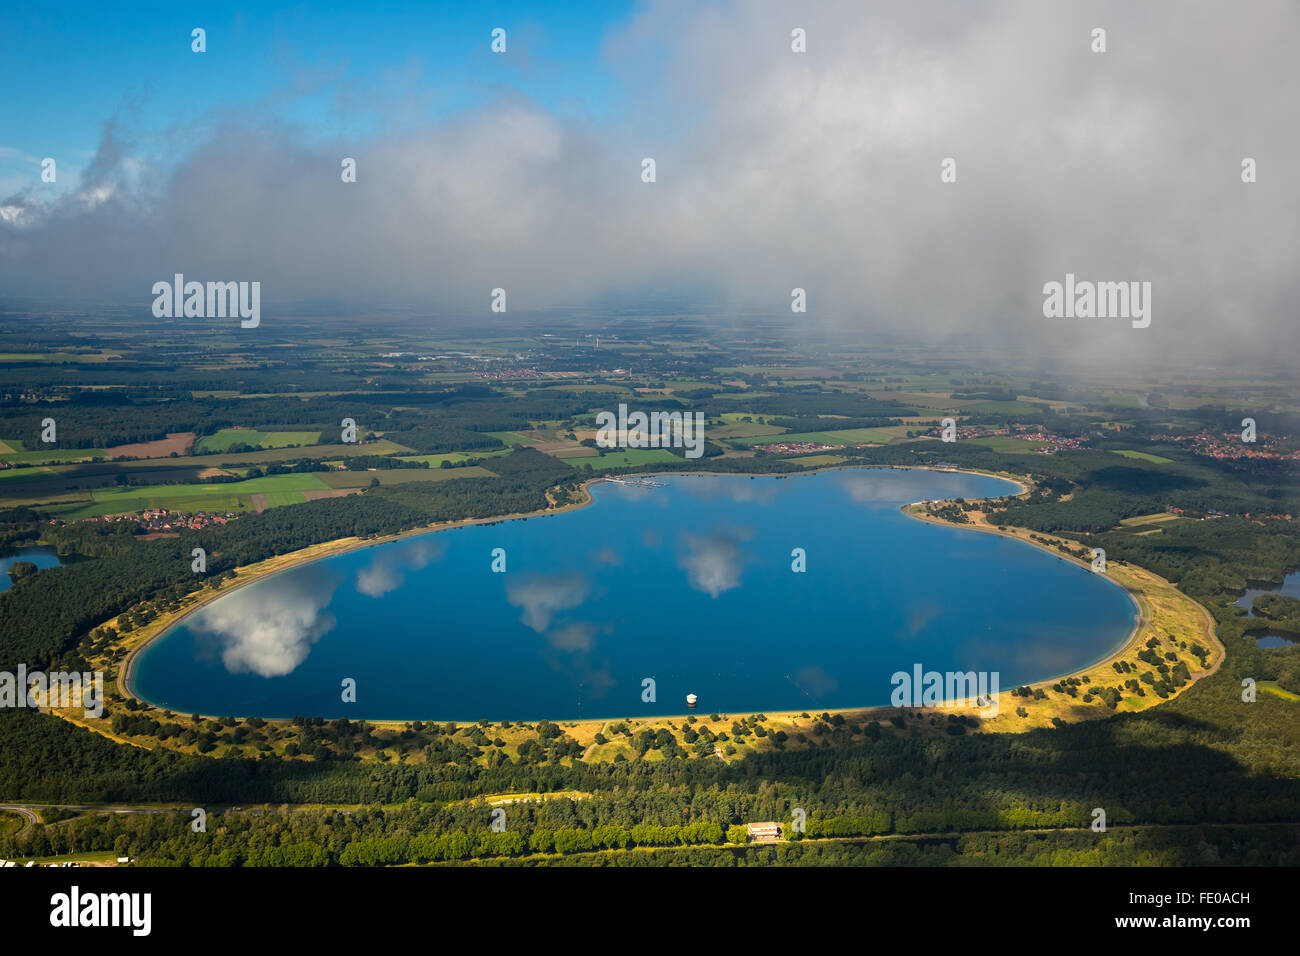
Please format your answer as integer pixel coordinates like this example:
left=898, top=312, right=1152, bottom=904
left=133, top=469, right=1138, bottom=721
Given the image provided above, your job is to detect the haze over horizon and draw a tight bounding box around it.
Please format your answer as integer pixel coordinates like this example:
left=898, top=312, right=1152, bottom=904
left=2, top=0, right=1297, bottom=369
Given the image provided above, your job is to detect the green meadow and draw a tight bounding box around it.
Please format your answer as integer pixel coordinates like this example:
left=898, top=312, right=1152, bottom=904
left=1113, top=449, right=1174, bottom=464
left=41, top=473, right=331, bottom=519
left=727, top=427, right=896, bottom=448
left=397, top=450, right=512, bottom=467
left=710, top=421, right=786, bottom=439
left=0, top=446, right=108, bottom=465
left=792, top=455, right=849, bottom=467
left=964, top=436, right=1048, bottom=452
left=1119, top=512, right=1179, bottom=526
left=319, top=467, right=497, bottom=488
left=0, top=466, right=50, bottom=484
left=561, top=448, right=680, bottom=468
left=195, top=429, right=321, bottom=452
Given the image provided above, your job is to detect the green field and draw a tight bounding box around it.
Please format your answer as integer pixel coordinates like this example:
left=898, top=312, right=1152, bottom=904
left=560, top=448, right=680, bottom=468
left=964, top=436, right=1048, bottom=452
left=121, top=439, right=414, bottom=471
left=1119, top=512, right=1179, bottom=526
left=793, top=455, right=849, bottom=467
left=398, top=450, right=512, bottom=467
left=41, top=474, right=331, bottom=519
left=486, top=431, right=540, bottom=446
left=821, top=428, right=898, bottom=444
left=711, top=422, right=786, bottom=439
left=319, top=467, right=496, bottom=487
left=0, top=447, right=108, bottom=465
left=730, top=427, right=895, bottom=448
left=195, top=429, right=321, bottom=453
left=0, top=466, right=50, bottom=484
left=1113, top=449, right=1174, bottom=464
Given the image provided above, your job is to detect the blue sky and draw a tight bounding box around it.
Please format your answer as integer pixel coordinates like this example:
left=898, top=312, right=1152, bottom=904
left=1, top=1, right=639, bottom=195
left=0, top=0, right=1295, bottom=365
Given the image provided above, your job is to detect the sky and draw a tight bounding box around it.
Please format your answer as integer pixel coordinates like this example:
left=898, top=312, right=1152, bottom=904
left=1, top=0, right=1297, bottom=367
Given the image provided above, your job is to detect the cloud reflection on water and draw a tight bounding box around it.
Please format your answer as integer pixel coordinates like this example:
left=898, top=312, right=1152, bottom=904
left=506, top=571, right=592, bottom=632
left=192, top=567, right=339, bottom=677
left=355, top=537, right=447, bottom=598
left=677, top=526, right=754, bottom=597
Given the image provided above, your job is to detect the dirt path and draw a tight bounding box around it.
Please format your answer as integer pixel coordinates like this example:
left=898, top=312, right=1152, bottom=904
left=581, top=723, right=610, bottom=760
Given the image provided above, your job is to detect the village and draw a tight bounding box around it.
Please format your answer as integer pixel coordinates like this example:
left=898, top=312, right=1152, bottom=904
left=1158, top=427, right=1300, bottom=461
left=58, top=508, right=240, bottom=535
left=920, top=423, right=1088, bottom=453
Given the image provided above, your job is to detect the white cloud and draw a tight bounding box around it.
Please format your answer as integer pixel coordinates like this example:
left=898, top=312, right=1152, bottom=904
left=2, top=1, right=1297, bottom=366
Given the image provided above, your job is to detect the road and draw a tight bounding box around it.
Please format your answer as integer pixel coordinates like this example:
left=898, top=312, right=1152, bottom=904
left=0, top=806, right=39, bottom=840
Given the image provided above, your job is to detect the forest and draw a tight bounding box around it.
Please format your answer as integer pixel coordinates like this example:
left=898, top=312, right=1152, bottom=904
left=3, top=322, right=1299, bottom=866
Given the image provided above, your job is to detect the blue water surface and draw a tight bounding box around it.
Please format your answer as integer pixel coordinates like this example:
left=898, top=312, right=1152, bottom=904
left=0, top=546, right=64, bottom=592
left=1237, top=571, right=1300, bottom=648
left=134, top=469, right=1137, bottom=721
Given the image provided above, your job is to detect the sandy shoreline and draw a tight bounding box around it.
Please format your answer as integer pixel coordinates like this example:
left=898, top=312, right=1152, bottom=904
left=111, top=462, right=1215, bottom=729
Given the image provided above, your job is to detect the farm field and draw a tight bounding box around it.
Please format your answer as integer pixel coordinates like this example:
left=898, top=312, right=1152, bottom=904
left=319, top=467, right=497, bottom=488
left=791, top=455, right=849, bottom=467
left=1119, top=512, right=1180, bottom=526
left=710, top=422, right=786, bottom=439
left=964, top=436, right=1049, bottom=452
left=122, top=439, right=415, bottom=472
left=0, top=466, right=50, bottom=484
left=0, top=446, right=110, bottom=465
left=560, top=448, right=680, bottom=468
left=731, top=427, right=897, bottom=448
left=486, top=431, right=541, bottom=446
left=397, top=450, right=511, bottom=466
left=1113, top=449, right=1175, bottom=464
left=195, top=429, right=322, bottom=453
left=39, top=473, right=332, bottom=519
